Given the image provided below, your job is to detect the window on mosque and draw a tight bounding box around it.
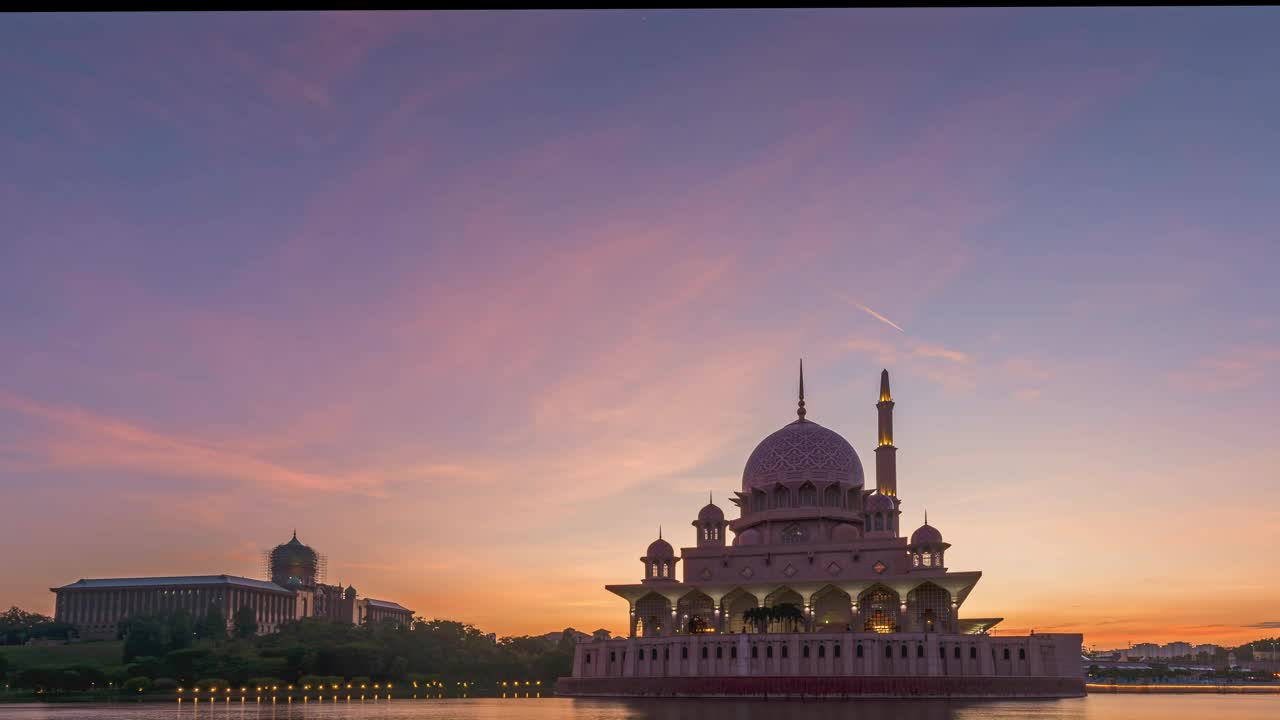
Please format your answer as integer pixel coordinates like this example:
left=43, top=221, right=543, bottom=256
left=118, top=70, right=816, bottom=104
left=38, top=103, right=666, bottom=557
left=767, top=645, right=773, bottom=659
left=803, top=645, right=810, bottom=658
left=781, top=645, right=788, bottom=659
left=752, top=645, right=758, bottom=659
left=799, top=484, right=817, bottom=506
left=917, top=645, right=924, bottom=658
left=681, top=646, right=687, bottom=659
left=901, top=645, right=908, bottom=658
left=732, top=646, right=738, bottom=659
left=834, top=644, right=841, bottom=658
left=716, top=646, right=723, bottom=659
left=922, top=552, right=933, bottom=566
left=818, top=644, right=826, bottom=658
left=774, top=488, right=791, bottom=508
left=1019, top=648, right=1026, bottom=660
left=701, top=646, right=707, bottom=659
left=1003, top=648, right=1010, bottom=660
left=970, top=647, right=977, bottom=659
left=885, top=645, right=893, bottom=659
left=940, top=646, right=946, bottom=659
left=781, top=524, right=806, bottom=544
left=955, top=646, right=961, bottom=659
left=610, top=652, right=616, bottom=662
left=664, top=648, right=669, bottom=659
left=874, top=514, right=884, bottom=531
left=857, top=644, right=864, bottom=658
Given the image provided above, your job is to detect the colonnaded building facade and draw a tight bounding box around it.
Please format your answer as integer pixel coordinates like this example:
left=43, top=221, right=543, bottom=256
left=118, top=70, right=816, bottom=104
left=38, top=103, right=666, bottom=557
left=557, top=367, right=1084, bottom=698
left=51, top=532, right=414, bottom=640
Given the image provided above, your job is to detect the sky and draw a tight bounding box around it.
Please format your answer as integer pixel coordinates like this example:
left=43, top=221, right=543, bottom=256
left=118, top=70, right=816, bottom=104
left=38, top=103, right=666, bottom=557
left=1, top=9, right=1278, bottom=650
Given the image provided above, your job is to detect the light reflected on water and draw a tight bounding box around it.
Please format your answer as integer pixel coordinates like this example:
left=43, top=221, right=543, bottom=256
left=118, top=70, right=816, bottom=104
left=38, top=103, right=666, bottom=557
left=0, top=696, right=1276, bottom=720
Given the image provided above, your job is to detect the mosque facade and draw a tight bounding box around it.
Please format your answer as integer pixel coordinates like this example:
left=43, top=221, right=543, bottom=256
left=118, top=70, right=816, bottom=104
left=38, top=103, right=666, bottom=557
left=557, top=367, right=1084, bottom=698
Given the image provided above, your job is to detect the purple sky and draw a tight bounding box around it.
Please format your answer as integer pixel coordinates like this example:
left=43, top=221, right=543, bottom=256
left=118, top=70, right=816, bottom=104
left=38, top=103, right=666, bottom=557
left=2, top=9, right=1278, bottom=646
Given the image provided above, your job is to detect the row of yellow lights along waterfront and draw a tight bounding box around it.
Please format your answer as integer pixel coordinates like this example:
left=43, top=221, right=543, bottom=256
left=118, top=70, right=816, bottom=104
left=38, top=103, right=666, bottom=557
left=172, top=680, right=543, bottom=701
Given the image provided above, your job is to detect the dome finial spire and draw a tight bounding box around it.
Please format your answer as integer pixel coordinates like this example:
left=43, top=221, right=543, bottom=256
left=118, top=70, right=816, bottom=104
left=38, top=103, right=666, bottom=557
left=658, top=525, right=663, bottom=540
left=292, top=528, right=297, bottom=540
left=797, top=359, right=807, bottom=421
left=924, top=509, right=928, bottom=526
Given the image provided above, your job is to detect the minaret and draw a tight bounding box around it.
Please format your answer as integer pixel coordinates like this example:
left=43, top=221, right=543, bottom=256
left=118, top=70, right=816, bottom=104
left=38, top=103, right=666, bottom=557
left=875, top=368, right=898, bottom=497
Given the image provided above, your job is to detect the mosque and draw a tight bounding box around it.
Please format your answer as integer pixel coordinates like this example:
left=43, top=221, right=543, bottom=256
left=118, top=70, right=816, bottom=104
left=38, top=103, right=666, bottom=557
left=557, top=367, right=1084, bottom=698
left=51, top=532, right=414, bottom=640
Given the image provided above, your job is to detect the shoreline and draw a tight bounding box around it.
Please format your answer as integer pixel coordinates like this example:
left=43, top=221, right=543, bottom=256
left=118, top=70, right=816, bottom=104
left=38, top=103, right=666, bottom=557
left=1086, top=683, right=1280, bottom=694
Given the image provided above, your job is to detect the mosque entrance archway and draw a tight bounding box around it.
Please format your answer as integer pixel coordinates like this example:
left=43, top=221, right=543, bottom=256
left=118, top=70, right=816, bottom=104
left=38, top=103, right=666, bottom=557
left=907, top=582, right=952, bottom=633
left=811, top=585, right=853, bottom=630
left=635, top=592, right=672, bottom=638
left=722, top=588, right=757, bottom=634
left=764, top=587, right=805, bottom=632
left=676, top=590, right=715, bottom=634
left=858, top=584, right=900, bottom=634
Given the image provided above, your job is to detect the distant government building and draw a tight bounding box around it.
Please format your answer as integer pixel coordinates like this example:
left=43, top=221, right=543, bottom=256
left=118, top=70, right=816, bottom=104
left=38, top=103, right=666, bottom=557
left=51, top=533, right=414, bottom=640
left=557, top=367, right=1084, bottom=699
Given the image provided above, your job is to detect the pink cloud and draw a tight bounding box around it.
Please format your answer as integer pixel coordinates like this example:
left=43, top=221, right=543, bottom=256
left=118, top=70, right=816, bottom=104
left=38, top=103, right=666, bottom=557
left=0, top=390, right=382, bottom=496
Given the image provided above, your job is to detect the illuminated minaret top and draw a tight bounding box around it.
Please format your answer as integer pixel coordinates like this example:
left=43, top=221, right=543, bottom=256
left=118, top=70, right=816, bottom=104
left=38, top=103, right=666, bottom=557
left=875, top=368, right=898, bottom=496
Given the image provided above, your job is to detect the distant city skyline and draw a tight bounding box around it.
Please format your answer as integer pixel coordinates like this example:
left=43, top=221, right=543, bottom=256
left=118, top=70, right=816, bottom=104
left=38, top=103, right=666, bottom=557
left=2, top=9, right=1278, bottom=647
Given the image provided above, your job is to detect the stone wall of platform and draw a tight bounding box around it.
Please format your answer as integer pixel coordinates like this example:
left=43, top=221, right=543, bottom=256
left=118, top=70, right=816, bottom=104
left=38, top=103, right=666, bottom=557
left=556, top=674, right=1086, bottom=698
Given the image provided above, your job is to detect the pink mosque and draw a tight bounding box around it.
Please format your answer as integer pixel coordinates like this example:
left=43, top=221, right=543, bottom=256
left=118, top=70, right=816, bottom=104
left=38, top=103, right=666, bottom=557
left=557, top=366, right=1084, bottom=698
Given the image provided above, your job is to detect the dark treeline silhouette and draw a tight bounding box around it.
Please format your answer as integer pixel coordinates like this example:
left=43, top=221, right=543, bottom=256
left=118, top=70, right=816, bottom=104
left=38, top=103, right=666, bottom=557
left=0, top=604, right=576, bottom=694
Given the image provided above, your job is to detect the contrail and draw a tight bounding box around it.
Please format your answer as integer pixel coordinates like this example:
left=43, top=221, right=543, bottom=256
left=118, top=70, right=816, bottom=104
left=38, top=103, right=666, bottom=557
left=854, top=301, right=905, bottom=333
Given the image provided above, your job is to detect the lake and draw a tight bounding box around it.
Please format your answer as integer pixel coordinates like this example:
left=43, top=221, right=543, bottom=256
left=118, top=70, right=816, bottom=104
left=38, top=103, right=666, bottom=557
left=0, top=696, right=1276, bottom=720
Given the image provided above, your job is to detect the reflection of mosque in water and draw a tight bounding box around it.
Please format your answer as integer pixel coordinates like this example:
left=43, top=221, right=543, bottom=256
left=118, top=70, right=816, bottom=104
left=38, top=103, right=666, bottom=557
left=558, top=367, right=1084, bottom=698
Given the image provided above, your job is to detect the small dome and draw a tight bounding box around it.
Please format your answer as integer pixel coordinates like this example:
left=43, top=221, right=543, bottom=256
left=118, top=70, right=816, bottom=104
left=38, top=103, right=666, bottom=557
left=735, top=527, right=762, bottom=546
left=344, top=584, right=357, bottom=599
left=697, top=501, right=724, bottom=523
left=831, top=523, right=861, bottom=543
left=646, top=537, right=674, bottom=558
left=865, top=492, right=895, bottom=513
left=911, top=523, right=943, bottom=546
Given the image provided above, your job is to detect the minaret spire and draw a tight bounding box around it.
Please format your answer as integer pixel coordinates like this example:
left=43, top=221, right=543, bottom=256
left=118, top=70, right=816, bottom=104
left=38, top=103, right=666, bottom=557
left=875, top=368, right=898, bottom=497
left=797, top=359, right=807, bottom=421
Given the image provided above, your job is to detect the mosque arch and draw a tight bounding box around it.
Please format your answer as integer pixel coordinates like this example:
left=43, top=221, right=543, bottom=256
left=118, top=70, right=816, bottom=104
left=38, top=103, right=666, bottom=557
left=798, top=482, right=817, bottom=507
left=811, top=585, right=854, bottom=630
left=676, top=589, right=715, bottom=634
left=822, top=484, right=841, bottom=508
left=773, top=485, right=792, bottom=509
left=635, top=592, right=672, bottom=638
left=907, top=582, right=952, bottom=633
left=858, top=584, right=900, bottom=634
left=722, top=588, right=758, bottom=634
left=752, top=489, right=768, bottom=512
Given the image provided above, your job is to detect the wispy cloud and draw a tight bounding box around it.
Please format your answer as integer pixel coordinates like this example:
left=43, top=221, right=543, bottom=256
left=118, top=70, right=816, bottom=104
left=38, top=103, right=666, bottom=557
left=0, top=390, right=382, bottom=496
left=1244, top=621, right=1280, bottom=629
left=908, top=340, right=970, bottom=363
left=855, top=301, right=906, bottom=333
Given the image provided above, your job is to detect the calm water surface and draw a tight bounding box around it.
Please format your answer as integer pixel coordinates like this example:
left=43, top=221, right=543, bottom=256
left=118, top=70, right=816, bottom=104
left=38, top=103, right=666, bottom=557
left=1, top=696, right=1276, bottom=720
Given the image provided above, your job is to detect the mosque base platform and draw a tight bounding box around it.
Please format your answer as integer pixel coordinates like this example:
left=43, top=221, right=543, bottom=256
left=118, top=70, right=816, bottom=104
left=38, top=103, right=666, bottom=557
left=555, top=675, right=1086, bottom=699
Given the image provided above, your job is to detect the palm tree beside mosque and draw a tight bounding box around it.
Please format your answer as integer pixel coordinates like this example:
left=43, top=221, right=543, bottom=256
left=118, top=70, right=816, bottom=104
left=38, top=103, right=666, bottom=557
left=742, top=603, right=805, bottom=633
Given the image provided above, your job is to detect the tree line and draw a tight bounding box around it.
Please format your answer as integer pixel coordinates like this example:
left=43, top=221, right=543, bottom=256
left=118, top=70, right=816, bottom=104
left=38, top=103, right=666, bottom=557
left=0, top=604, right=576, bottom=695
